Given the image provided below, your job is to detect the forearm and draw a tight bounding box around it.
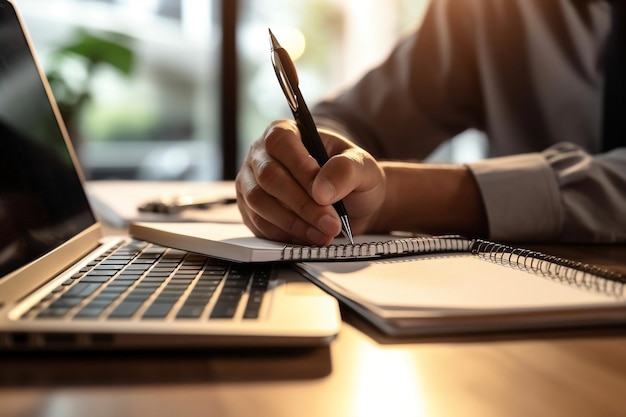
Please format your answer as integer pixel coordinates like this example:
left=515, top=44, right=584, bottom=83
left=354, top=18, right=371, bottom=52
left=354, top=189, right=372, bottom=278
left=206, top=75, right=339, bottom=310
left=371, top=161, right=488, bottom=237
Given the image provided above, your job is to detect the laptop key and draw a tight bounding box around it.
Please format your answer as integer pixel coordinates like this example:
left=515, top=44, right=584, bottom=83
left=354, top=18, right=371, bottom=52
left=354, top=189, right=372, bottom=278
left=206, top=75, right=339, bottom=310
left=81, top=275, right=112, bottom=284
left=210, top=303, right=238, bottom=319
left=243, top=267, right=270, bottom=319
left=65, top=282, right=101, bottom=298
left=48, top=297, right=83, bottom=309
left=142, top=302, right=175, bottom=318
left=74, top=305, right=108, bottom=318
left=37, top=307, right=69, bottom=318
left=243, top=291, right=265, bottom=319
left=108, top=301, right=143, bottom=318
left=176, top=305, right=205, bottom=319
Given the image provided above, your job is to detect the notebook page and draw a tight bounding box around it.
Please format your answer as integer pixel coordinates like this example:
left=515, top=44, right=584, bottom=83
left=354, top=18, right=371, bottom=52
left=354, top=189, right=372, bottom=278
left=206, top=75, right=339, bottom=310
left=299, top=253, right=621, bottom=311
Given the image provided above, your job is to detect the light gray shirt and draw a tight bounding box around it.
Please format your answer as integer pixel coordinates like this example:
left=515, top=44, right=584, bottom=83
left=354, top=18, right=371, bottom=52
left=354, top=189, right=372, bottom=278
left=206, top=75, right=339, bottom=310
left=314, top=0, right=626, bottom=243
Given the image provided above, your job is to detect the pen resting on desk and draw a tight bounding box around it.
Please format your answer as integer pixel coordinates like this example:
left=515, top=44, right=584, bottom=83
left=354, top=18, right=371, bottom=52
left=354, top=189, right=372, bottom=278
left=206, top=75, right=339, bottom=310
left=85, top=180, right=242, bottom=227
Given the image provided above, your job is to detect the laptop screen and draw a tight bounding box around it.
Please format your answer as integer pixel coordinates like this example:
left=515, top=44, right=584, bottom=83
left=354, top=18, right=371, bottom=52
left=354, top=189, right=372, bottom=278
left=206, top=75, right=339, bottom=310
left=0, top=1, right=96, bottom=278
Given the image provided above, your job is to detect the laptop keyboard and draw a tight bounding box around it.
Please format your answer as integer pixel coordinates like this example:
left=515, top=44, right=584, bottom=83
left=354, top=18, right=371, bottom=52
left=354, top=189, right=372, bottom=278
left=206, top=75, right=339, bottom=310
left=23, top=240, right=271, bottom=321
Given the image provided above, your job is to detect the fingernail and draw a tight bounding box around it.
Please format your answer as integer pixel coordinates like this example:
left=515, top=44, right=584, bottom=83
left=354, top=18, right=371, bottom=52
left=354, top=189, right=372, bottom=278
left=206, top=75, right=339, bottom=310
left=314, top=177, right=336, bottom=205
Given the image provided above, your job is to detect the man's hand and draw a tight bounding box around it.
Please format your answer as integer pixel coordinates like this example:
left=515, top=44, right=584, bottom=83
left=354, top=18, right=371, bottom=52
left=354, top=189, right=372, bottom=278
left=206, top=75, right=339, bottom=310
left=235, top=120, right=386, bottom=245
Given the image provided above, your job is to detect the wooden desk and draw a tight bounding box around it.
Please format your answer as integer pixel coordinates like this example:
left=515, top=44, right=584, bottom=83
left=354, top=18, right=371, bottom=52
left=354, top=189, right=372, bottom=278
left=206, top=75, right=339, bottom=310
left=2, top=221, right=626, bottom=416
left=1, top=321, right=626, bottom=417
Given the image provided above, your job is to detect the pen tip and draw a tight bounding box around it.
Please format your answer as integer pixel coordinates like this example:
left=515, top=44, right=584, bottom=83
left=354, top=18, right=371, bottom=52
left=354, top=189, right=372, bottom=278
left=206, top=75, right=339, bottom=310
left=268, top=28, right=280, bottom=50
left=340, top=216, right=354, bottom=245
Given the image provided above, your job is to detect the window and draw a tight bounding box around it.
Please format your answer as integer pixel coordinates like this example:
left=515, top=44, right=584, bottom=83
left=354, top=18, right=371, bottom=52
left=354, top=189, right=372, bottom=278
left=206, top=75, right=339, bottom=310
left=237, top=0, right=432, bottom=165
left=18, top=0, right=483, bottom=181
left=20, top=0, right=220, bottom=180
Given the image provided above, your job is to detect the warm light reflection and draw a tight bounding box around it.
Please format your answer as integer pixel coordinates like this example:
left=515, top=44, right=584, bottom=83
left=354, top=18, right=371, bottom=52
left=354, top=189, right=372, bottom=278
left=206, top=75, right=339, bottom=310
left=269, top=26, right=306, bottom=61
left=353, top=344, right=427, bottom=417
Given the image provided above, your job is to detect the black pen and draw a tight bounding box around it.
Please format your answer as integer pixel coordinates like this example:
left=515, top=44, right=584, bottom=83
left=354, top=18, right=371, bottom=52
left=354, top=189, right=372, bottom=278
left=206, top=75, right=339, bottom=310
left=269, top=29, right=354, bottom=244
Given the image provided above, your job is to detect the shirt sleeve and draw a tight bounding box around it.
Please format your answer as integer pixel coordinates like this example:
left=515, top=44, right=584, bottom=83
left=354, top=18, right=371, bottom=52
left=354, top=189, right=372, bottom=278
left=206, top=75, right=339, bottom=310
left=468, top=143, right=626, bottom=243
left=313, top=0, right=484, bottom=160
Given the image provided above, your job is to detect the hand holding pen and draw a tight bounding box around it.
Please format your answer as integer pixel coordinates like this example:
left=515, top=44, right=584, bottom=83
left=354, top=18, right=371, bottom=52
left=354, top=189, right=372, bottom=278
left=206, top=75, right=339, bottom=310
left=269, top=29, right=354, bottom=243
left=233, top=31, right=386, bottom=246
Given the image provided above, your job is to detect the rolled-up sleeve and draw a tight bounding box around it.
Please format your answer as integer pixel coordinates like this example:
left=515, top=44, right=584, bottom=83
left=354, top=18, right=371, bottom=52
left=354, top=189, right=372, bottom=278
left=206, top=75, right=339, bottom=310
left=468, top=143, right=626, bottom=243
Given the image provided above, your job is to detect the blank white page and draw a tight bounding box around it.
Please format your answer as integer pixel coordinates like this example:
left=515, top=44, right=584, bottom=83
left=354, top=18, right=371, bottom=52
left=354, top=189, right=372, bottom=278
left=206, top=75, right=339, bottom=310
left=300, top=253, right=621, bottom=311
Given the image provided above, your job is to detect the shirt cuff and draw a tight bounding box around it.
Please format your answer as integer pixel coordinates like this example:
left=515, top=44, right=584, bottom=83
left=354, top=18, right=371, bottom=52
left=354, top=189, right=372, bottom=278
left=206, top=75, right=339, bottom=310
left=467, top=153, right=562, bottom=242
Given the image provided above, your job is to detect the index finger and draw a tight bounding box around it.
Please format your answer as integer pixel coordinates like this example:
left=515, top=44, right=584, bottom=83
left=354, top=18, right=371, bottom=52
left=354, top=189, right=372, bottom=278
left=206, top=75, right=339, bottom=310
left=262, top=121, right=322, bottom=194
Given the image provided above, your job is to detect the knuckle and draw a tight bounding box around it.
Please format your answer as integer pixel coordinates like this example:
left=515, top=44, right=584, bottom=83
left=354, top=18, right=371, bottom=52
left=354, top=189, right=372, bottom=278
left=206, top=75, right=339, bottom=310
left=243, top=183, right=266, bottom=209
left=264, top=131, right=287, bottom=155
left=253, top=214, right=293, bottom=243
left=255, top=160, right=282, bottom=188
left=284, top=211, right=300, bottom=235
left=339, top=149, right=370, bottom=177
left=264, top=121, right=298, bottom=152
left=246, top=210, right=264, bottom=231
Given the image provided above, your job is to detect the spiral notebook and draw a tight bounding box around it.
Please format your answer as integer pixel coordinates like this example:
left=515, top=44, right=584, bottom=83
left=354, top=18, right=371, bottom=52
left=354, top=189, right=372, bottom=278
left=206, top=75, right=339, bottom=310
left=131, top=222, right=626, bottom=335
left=296, top=241, right=626, bottom=336
left=129, top=222, right=472, bottom=262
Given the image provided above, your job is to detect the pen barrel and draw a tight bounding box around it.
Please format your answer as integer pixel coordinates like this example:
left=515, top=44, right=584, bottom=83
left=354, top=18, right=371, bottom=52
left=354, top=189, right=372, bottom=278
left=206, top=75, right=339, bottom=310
left=292, top=93, right=349, bottom=219
left=332, top=199, right=349, bottom=218
left=270, top=31, right=352, bottom=240
left=292, top=95, right=330, bottom=167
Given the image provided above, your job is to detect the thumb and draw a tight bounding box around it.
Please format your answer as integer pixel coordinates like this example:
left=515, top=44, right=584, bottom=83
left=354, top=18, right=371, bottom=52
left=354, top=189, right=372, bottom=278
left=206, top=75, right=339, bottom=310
left=310, top=152, right=359, bottom=205
left=311, top=147, right=385, bottom=213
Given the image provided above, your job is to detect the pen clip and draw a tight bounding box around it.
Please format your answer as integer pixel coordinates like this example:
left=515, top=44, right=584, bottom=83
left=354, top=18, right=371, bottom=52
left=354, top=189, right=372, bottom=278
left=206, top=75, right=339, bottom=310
left=269, top=29, right=299, bottom=112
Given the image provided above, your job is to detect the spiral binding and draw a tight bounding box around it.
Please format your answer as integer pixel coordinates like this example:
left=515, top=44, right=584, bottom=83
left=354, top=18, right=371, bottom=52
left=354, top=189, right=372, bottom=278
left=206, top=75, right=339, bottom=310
left=281, top=235, right=472, bottom=261
left=471, top=239, right=626, bottom=298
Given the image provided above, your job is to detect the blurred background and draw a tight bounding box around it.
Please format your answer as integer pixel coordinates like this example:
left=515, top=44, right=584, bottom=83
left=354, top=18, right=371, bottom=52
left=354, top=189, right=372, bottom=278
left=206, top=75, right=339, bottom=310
left=19, top=0, right=486, bottom=182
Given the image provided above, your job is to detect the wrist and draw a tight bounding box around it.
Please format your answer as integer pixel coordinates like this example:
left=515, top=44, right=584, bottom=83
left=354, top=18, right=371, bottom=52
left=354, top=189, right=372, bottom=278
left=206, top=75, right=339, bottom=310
left=374, top=162, right=488, bottom=237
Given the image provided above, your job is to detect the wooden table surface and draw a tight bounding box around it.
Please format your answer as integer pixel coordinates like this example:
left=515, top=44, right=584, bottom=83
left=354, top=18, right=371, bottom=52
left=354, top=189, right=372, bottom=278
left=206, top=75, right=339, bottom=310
left=2, top=227, right=625, bottom=417
left=1, top=318, right=626, bottom=417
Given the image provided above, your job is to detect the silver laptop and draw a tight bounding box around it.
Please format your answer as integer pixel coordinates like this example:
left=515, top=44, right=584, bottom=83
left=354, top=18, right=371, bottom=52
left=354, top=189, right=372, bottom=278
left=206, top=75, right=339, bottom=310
left=0, top=0, right=340, bottom=350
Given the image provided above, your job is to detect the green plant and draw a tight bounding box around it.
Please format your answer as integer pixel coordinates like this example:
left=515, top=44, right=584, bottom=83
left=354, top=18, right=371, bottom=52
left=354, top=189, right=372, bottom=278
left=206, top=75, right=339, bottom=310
left=45, top=29, right=135, bottom=138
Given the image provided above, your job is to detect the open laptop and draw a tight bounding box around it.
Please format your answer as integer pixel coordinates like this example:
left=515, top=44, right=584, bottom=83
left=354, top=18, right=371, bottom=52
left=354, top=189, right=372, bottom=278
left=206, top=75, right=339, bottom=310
left=0, top=0, right=340, bottom=350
